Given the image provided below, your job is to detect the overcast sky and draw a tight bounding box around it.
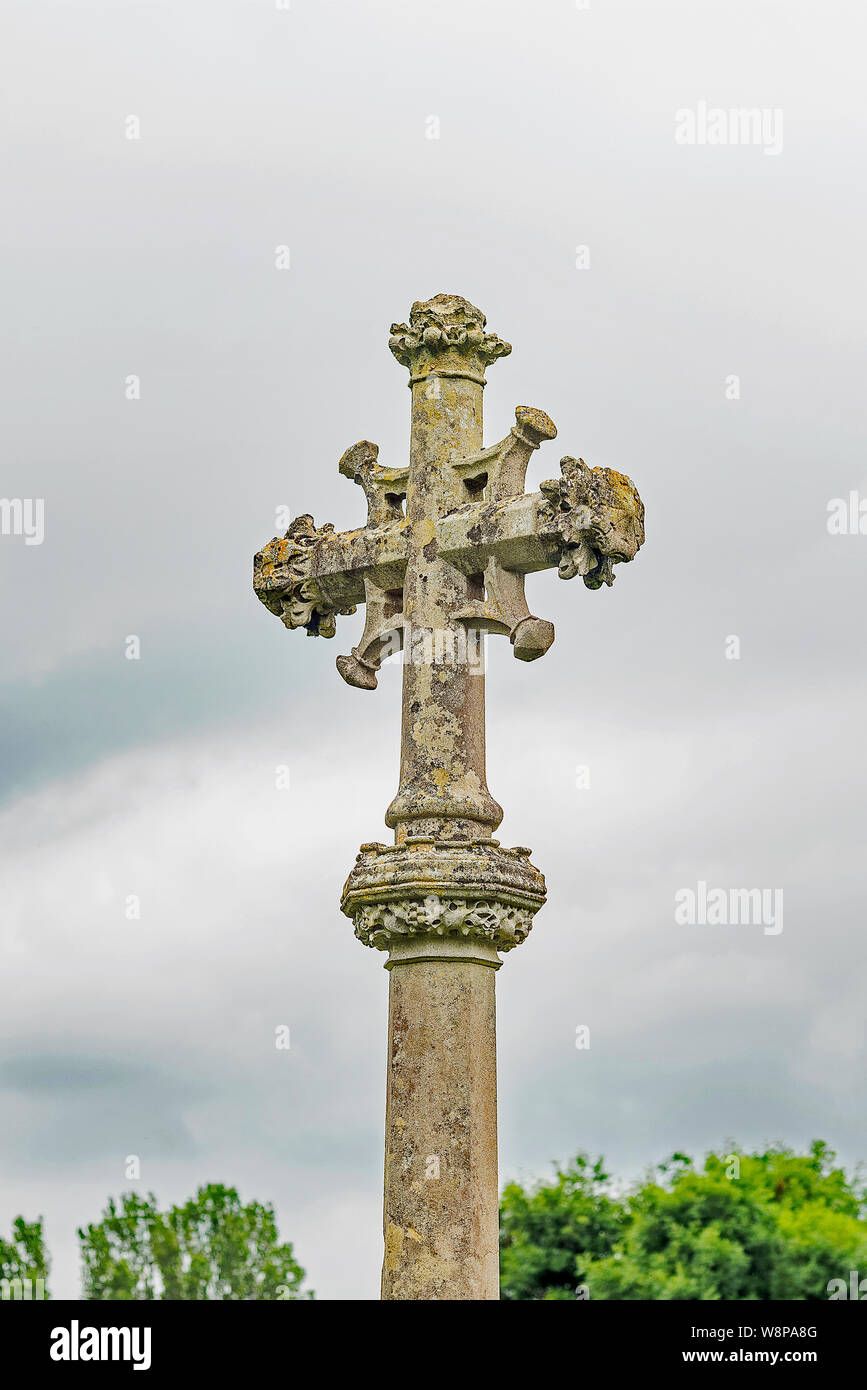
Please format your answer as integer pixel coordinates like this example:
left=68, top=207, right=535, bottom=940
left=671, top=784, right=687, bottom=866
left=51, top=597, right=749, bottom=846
left=1, top=0, right=865, bottom=1299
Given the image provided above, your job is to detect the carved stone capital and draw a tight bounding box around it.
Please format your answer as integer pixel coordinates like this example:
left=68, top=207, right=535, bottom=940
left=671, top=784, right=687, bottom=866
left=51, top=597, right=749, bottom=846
left=354, top=895, right=536, bottom=953
left=541, top=455, right=645, bottom=588
left=389, top=294, right=511, bottom=384
left=253, top=514, right=356, bottom=638
left=341, top=837, right=546, bottom=954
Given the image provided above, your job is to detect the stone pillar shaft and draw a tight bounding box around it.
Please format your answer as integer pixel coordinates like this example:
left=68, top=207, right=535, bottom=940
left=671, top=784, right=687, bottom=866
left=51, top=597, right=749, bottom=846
left=386, top=373, right=502, bottom=843
left=381, top=940, right=500, bottom=1300
left=381, top=367, right=503, bottom=1296
left=341, top=296, right=548, bottom=1303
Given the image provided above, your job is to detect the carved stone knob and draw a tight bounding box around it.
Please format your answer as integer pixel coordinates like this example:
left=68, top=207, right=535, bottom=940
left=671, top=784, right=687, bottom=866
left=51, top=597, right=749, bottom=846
left=337, top=652, right=379, bottom=690
left=510, top=615, right=556, bottom=662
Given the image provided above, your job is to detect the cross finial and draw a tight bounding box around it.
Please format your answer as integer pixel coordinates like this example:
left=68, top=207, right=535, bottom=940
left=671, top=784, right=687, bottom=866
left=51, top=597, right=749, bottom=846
left=388, top=293, right=511, bottom=383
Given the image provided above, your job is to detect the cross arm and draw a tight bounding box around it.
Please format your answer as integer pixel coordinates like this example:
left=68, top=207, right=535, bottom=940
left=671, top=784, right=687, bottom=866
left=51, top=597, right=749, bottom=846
left=253, top=508, right=406, bottom=616
left=452, top=405, right=558, bottom=499
left=253, top=443, right=411, bottom=688
left=441, top=427, right=645, bottom=661
left=440, top=457, right=644, bottom=580
left=253, top=414, right=645, bottom=679
left=338, top=440, right=409, bottom=526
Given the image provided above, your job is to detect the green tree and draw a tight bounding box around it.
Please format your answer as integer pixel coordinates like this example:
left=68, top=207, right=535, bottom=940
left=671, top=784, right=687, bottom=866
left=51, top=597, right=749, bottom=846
left=500, top=1142, right=867, bottom=1301
left=500, top=1154, right=628, bottom=1299
left=78, top=1184, right=312, bottom=1300
left=0, top=1216, right=50, bottom=1299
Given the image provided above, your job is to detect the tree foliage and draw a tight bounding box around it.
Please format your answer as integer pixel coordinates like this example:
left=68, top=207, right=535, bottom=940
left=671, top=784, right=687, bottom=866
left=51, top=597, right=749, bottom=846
left=500, top=1154, right=628, bottom=1299
left=501, top=1142, right=867, bottom=1301
left=78, top=1184, right=311, bottom=1300
left=0, top=1216, right=50, bottom=1297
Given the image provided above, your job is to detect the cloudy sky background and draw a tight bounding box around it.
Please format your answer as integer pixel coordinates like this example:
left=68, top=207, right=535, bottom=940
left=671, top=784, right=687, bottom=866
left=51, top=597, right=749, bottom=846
left=1, top=0, right=865, bottom=1298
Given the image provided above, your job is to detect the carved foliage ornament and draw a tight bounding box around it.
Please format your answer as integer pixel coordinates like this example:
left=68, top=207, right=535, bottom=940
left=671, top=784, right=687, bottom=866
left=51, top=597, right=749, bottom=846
left=388, top=293, right=512, bottom=374
left=542, top=455, right=645, bottom=589
left=252, top=514, right=356, bottom=638
left=353, top=895, right=535, bottom=952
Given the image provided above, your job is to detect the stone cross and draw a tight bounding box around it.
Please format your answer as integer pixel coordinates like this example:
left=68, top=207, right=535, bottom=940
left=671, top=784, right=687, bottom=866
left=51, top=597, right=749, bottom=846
left=253, top=294, right=644, bottom=1300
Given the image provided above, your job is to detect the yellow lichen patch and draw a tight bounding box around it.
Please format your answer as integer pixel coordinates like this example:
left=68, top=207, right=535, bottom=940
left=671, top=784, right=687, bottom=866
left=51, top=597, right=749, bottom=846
left=412, top=705, right=461, bottom=759
left=383, top=1223, right=404, bottom=1272
left=449, top=769, right=484, bottom=803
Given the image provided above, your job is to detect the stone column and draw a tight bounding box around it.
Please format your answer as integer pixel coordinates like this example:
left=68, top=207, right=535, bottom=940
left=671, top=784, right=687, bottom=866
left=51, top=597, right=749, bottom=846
left=341, top=297, right=547, bottom=1301
left=385, top=319, right=503, bottom=843
left=381, top=937, right=500, bottom=1300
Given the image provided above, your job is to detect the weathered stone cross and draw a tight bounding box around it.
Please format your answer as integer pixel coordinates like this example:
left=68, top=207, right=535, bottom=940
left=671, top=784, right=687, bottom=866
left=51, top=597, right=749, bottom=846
left=253, top=294, right=644, bottom=1300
